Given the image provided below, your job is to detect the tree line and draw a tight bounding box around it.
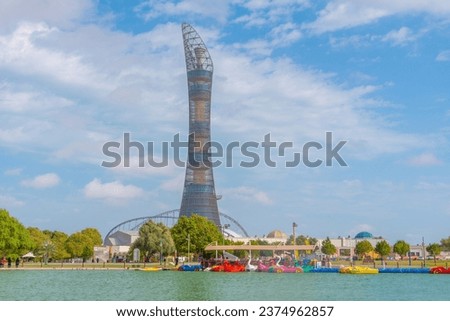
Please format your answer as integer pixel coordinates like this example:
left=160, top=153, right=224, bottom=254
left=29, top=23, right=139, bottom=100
left=3, top=207, right=450, bottom=263
left=0, top=208, right=102, bottom=261
left=321, top=237, right=447, bottom=265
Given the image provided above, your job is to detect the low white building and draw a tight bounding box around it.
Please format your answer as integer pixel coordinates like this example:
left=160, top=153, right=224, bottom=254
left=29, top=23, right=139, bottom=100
left=95, top=230, right=140, bottom=262
left=317, top=231, right=387, bottom=258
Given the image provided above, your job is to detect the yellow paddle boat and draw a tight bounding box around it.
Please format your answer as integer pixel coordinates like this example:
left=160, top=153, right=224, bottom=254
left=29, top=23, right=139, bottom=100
left=138, top=267, right=162, bottom=272
left=339, top=266, right=378, bottom=274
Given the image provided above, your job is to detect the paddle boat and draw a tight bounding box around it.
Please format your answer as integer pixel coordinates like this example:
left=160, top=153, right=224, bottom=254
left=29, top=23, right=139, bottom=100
left=210, top=260, right=245, bottom=272
left=301, top=265, right=315, bottom=273
left=339, top=266, right=379, bottom=274
left=138, top=267, right=162, bottom=272
left=177, top=264, right=203, bottom=271
left=210, top=264, right=224, bottom=272
left=267, top=265, right=303, bottom=273
left=245, top=258, right=257, bottom=272
left=311, top=267, right=340, bottom=273
left=256, top=260, right=272, bottom=272
left=255, top=256, right=302, bottom=273
left=211, top=265, right=223, bottom=272
left=378, top=267, right=430, bottom=273
left=267, top=256, right=303, bottom=273
left=223, top=260, right=245, bottom=272
left=430, top=266, right=450, bottom=274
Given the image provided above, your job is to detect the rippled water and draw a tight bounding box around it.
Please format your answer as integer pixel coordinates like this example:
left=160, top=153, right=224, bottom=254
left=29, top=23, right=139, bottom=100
left=1, top=270, right=449, bottom=301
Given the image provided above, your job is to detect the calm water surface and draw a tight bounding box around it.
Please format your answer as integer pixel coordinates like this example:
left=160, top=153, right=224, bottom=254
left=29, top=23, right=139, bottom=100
left=1, top=270, right=449, bottom=301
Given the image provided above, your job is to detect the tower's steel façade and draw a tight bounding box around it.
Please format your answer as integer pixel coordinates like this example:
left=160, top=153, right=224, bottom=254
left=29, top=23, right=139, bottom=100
left=179, top=23, right=221, bottom=226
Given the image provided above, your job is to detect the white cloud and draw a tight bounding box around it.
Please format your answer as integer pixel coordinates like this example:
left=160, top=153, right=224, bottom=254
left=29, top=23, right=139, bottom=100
left=21, top=173, right=61, bottom=189
left=436, top=50, right=450, bottom=62
left=407, top=153, right=442, bottom=166
left=0, top=21, right=187, bottom=157
left=0, top=3, right=426, bottom=167
left=382, top=27, right=417, bottom=46
left=136, top=0, right=231, bottom=23
left=231, top=39, right=273, bottom=56
left=0, top=22, right=114, bottom=92
left=0, top=82, right=73, bottom=113
left=269, top=22, right=302, bottom=47
left=230, top=22, right=302, bottom=56
left=83, top=178, right=144, bottom=201
left=329, top=34, right=376, bottom=48
left=236, top=0, right=309, bottom=27
left=212, top=50, right=423, bottom=159
left=0, top=0, right=93, bottom=32
left=0, top=195, right=24, bottom=207
left=305, top=0, right=450, bottom=34
left=223, top=186, right=273, bottom=205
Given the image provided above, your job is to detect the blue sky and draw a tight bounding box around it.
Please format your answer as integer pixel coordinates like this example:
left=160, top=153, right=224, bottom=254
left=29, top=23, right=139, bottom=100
left=1, top=0, right=450, bottom=244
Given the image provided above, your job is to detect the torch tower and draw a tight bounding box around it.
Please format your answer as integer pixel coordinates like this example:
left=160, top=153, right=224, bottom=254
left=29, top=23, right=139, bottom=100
left=179, top=23, right=221, bottom=226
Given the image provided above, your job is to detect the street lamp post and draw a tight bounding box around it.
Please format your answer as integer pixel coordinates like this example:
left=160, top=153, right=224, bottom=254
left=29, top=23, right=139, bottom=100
left=159, top=240, right=163, bottom=266
left=292, top=222, right=298, bottom=259
left=187, top=233, right=190, bottom=264
left=422, top=236, right=426, bottom=267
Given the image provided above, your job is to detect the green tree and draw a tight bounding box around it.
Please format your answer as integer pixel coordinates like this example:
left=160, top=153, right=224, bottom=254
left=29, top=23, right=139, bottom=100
left=42, top=240, right=55, bottom=264
left=426, top=243, right=442, bottom=265
left=355, top=240, right=374, bottom=260
left=80, top=228, right=102, bottom=246
left=48, top=231, right=70, bottom=261
left=171, top=214, right=223, bottom=260
left=393, top=240, right=410, bottom=260
left=440, top=236, right=450, bottom=251
left=286, top=235, right=318, bottom=255
left=65, top=232, right=90, bottom=259
left=375, top=240, right=391, bottom=266
left=287, top=234, right=317, bottom=246
left=130, top=220, right=175, bottom=262
left=27, top=227, right=50, bottom=255
left=27, top=228, right=69, bottom=262
left=321, top=237, right=337, bottom=257
left=65, top=227, right=102, bottom=261
left=0, top=209, right=32, bottom=257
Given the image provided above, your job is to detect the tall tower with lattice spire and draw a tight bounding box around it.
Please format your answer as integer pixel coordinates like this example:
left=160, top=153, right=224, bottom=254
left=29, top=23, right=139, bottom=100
left=179, top=23, right=221, bottom=226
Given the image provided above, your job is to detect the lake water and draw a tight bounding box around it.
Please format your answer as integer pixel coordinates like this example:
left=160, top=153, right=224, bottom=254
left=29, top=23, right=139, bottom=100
left=1, top=269, right=450, bottom=301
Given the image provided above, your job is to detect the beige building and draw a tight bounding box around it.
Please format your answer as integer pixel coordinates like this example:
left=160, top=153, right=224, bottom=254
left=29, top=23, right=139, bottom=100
left=317, top=231, right=387, bottom=258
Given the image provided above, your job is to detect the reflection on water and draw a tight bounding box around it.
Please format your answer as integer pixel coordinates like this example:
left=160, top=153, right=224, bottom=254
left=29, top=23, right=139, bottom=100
left=1, top=270, right=450, bottom=301
left=163, top=272, right=217, bottom=300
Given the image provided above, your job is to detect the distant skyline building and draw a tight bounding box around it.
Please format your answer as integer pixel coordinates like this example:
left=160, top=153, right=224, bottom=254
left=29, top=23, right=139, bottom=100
left=179, top=23, right=221, bottom=226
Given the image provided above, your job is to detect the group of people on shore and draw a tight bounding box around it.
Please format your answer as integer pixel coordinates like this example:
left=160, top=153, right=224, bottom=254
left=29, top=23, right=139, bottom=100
left=0, top=257, right=20, bottom=268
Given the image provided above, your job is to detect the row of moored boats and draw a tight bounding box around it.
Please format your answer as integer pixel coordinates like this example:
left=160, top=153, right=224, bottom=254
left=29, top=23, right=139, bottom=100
left=169, top=259, right=450, bottom=274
